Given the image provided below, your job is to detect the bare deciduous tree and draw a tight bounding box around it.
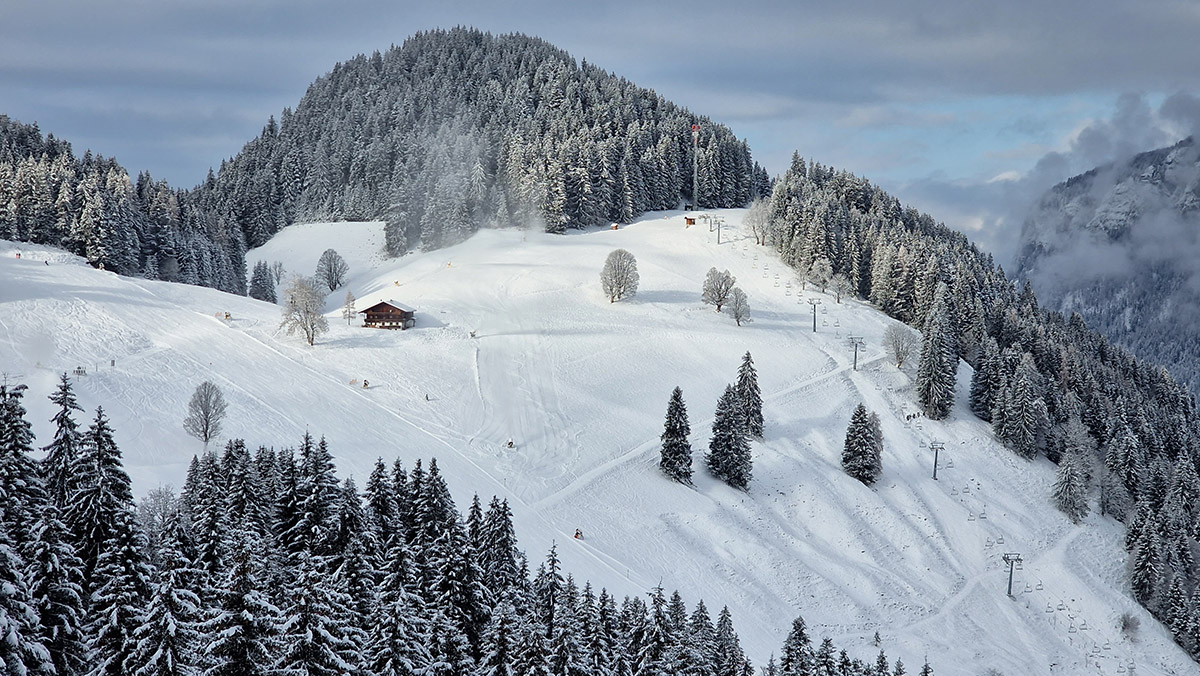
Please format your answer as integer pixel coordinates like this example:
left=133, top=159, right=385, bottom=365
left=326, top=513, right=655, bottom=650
left=281, top=276, right=329, bottom=346
left=830, top=273, right=853, bottom=303
left=269, top=261, right=286, bottom=285
left=744, top=197, right=771, bottom=246
left=884, top=324, right=917, bottom=368
left=809, top=257, right=833, bottom=292
left=600, top=249, right=639, bottom=302
left=315, top=248, right=349, bottom=291
left=702, top=267, right=736, bottom=312
left=794, top=260, right=811, bottom=291
left=183, top=381, right=227, bottom=446
left=342, top=290, right=357, bottom=325
left=729, top=287, right=751, bottom=326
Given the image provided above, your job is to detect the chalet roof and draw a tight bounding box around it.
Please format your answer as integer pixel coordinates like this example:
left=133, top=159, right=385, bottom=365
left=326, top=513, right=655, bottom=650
left=360, top=299, right=416, bottom=313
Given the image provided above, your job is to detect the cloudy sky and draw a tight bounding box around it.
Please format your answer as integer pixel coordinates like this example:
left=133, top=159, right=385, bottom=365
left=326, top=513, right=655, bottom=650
left=5, top=0, right=1200, bottom=263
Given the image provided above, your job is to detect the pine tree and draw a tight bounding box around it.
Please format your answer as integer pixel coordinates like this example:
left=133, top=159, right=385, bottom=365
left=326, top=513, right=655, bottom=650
left=365, top=458, right=400, bottom=549
left=479, top=601, right=520, bottom=676
left=706, top=386, right=751, bottom=490
left=712, top=606, right=746, bottom=676
left=659, top=387, right=693, bottom=484
left=129, top=517, right=204, bottom=676
left=633, top=586, right=678, bottom=676
left=365, top=531, right=430, bottom=676
left=1053, top=450, right=1090, bottom=524
left=915, top=283, right=956, bottom=420
left=0, top=382, right=48, bottom=552
left=480, top=497, right=522, bottom=600
left=574, top=586, right=610, bottom=676
left=274, top=553, right=361, bottom=676
left=66, top=406, right=136, bottom=579
left=248, top=260, right=277, bottom=303
left=841, top=404, right=881, bottom=486
left=427, top=609, right=477, bottom=676
left=735, top=352, right=763, bottom=438
left=86, top=510, right=154, bottom=676
left=514, top=620, right=553, bottom=676
left=991, top=352, right=1046, bottom=460
left=0, top=519, right=55, bottom=676
left=534, top=545, right=567, bottom=638
left=26, top=505, right=88, bottom=676
left=1130, top=525, right=1162, bottom=608
left=42, top=373, right=84, bottom=510
left=968, top=336, right=1000, bottom=421
left=777, top=616, right=812, bottom=676
left=203, top=532, right=282, bottom=676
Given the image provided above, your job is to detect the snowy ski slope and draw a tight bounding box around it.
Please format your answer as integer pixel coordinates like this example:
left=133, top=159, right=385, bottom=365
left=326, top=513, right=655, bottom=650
left=1, top=211, right=1193, bottom=675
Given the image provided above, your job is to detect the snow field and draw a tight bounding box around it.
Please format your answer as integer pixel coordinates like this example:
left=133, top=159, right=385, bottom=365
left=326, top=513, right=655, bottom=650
left=1, top=213, right=1194, bottom=675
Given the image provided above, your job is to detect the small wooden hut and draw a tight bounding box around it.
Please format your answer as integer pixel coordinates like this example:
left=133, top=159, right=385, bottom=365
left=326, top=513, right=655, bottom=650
left=360, top=300, right=416, bottom=330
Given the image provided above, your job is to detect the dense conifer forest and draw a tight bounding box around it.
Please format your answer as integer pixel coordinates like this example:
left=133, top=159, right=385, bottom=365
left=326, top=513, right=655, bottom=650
left=763, top=154, right=1200, bottom=658
left=1, top=28, right=766, bottom=294
left=0, top=116, right=248, bottom=292
left=198, top=28, right=767, bottom=256
left=0, top=377, right=921, bottom=676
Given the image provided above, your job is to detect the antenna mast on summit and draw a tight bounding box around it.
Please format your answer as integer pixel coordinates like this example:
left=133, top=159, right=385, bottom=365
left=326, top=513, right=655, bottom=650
left=692, top=124, right=700, bottom=211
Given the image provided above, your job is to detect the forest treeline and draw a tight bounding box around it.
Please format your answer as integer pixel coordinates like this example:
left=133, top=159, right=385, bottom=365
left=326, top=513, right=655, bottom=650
left=0, top=377, right=925, bottom=676
left=1, top=28, right=766, bottom=294
left=763, top=153, right=1200, bottom=659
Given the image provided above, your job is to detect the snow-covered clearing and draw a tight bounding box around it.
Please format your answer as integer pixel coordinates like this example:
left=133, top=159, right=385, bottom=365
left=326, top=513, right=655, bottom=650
left=1, top=212, right=1192, bottom=675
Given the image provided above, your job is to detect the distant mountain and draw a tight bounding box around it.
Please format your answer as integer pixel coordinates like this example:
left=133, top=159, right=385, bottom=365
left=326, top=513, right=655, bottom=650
left=1015, top=137, right=1200, bottom=392
left=195, top=27, right=769, bottom=257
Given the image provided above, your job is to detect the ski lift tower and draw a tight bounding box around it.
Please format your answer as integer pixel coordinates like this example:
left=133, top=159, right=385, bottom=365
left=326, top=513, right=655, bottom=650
left=692, top=124, right=700, bottom=210
left=929, top=441, right=944, bottom=480
left=1002, top=552, right=1023, bottom=597
left=807, top=298, right=822, bottom=332
left=847, top=336, right=865, bottom=370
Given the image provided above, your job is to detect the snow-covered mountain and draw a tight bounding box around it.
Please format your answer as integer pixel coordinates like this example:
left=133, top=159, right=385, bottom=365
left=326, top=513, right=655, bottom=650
left=1015, top=137, right=1200, bottom=393
left=2, top=212, right=1190, bottom=674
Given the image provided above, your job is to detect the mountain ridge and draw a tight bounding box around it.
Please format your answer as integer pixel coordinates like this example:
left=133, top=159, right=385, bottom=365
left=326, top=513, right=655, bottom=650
left=1015, top=136, right=1200, bottom=392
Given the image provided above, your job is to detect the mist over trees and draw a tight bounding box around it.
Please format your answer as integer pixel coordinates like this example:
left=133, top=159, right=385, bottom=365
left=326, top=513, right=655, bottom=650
left=1017, top=137, right=1200, bottom=394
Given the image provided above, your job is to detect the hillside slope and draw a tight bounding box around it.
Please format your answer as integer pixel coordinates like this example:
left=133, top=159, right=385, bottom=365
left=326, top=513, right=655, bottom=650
left=1, top=214, right=1190, bottom=674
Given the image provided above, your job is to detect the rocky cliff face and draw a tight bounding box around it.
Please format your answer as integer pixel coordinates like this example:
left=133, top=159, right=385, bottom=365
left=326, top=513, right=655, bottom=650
left=1016, top=137, right=1200, bottom=392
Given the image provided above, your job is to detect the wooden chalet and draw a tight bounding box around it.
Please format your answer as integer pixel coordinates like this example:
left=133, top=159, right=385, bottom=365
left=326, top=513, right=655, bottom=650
left=360, top=300, right=416, bottom=330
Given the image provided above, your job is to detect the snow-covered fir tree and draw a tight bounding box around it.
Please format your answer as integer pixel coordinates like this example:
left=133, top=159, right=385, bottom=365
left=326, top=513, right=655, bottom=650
left=86, top=509, right=154, bottom=676
left=128, top=513, right=203, bottom=676
left=841, top=404, right=882, bottom=486
left=26, top=505, right=88, bottom=676
left=735, top=352, right=763, bottom=439
left=706, top=386, right=751, bottom=490
left=659, top=387, right=693, bottom=484
left=42, top=373, right=84, bottom=511
left=203, top=531, right=282, bottom=676
left=1053, top=448, right=1090, bottom=524
left=0, top=382, right=48, bottom=552
left=248, top=261, right=277, bottom=303
left=915, top=283, right=956, bottom=420
left=274, top=552, right=361, bottom=676
left=0, top=519, right=56, bottom=676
